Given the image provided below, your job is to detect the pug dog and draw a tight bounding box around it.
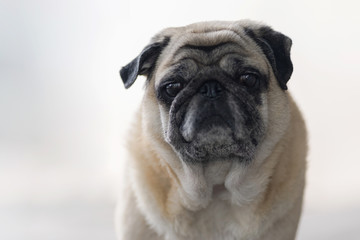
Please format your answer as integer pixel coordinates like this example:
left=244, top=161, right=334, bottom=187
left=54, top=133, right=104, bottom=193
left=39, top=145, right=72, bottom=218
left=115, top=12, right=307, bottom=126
left=116, top=20, right=307, bottom=240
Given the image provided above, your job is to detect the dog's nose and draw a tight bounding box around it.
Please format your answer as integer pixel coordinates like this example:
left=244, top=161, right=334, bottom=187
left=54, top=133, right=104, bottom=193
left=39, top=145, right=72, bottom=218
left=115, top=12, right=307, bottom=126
left=199, top=80, right=224, bottom=99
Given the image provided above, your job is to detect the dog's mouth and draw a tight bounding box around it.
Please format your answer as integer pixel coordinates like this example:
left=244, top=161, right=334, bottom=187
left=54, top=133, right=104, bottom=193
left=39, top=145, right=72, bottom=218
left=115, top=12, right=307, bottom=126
left=180, top=113, right=235, bottom=143
left=177, top=104, right=248, bottom=161
left=177, top=92, right=236, bottom=143
left=197, top=115, right=232, bottom=131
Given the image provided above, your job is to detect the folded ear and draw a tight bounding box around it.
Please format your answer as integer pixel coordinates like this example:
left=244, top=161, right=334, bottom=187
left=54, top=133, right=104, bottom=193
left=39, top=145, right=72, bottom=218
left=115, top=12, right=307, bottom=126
left=245, top=26, right=293, bottom=90
left=120, top=37, right=170, bottom=89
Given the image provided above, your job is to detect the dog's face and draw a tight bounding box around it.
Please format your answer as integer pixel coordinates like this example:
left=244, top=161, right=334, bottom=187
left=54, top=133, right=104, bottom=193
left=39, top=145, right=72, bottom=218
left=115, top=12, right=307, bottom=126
left=121, top=21, right=293, bottom=164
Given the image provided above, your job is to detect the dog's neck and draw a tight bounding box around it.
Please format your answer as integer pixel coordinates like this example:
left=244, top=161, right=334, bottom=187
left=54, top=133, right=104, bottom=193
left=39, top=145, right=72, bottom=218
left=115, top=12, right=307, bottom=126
left=142, top=120, right=282, bottom=212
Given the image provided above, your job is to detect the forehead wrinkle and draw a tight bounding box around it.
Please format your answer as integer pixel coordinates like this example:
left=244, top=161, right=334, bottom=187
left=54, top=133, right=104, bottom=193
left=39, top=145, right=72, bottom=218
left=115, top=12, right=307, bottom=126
left=167, top=28, right=247, bottom=54
left=172, top=43, right=250, bottom=66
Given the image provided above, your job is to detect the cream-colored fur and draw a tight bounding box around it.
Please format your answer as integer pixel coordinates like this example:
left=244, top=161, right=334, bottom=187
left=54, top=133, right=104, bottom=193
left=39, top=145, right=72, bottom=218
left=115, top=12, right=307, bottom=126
left=116, top=20, right=307, bottom=240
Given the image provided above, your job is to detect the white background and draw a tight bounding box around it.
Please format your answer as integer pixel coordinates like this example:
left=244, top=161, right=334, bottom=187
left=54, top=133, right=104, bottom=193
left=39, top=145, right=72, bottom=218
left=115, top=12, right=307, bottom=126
left=1, top=0, right=360, bottom=239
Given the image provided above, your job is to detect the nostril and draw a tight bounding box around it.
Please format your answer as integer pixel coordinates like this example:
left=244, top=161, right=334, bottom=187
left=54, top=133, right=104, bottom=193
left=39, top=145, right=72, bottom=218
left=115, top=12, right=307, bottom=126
left=200, top=84, right=209, bottom=95
left=199, top=80, right=224, bottom=99
left=215, top=83, right=223, bottom=93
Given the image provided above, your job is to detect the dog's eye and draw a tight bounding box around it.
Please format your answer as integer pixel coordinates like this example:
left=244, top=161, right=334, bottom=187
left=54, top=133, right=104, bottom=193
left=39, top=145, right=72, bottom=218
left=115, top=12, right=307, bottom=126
left=240, top=73, right=260, bottom=88
left=165, top=82, right=183, bottom=98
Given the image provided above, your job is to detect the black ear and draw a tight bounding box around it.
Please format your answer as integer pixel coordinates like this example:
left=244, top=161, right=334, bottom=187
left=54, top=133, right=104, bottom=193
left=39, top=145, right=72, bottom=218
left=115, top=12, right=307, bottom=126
left=120, top=37, right=170, bottom=89
left=245, top=27, right=293, bottom=90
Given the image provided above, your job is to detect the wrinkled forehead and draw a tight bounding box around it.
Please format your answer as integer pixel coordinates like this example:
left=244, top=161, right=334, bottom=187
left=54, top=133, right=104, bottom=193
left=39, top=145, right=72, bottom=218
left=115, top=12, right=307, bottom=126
left=154, top=28, right=269, bottom=84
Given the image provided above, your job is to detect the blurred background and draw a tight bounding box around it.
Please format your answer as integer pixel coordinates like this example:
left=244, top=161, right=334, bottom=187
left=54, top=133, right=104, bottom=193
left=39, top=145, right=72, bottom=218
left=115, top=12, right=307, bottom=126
left=1, top=0, right=360, bottom=239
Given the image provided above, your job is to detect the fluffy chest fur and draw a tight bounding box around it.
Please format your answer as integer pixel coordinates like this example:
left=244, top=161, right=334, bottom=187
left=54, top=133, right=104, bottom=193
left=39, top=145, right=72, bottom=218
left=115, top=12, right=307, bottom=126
left=165, top=197, right=259, bottom=240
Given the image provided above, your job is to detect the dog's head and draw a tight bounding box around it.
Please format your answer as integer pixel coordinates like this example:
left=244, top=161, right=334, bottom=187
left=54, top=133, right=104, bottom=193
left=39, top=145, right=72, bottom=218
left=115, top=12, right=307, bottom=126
left=120, top=21, right=293, bottom=164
